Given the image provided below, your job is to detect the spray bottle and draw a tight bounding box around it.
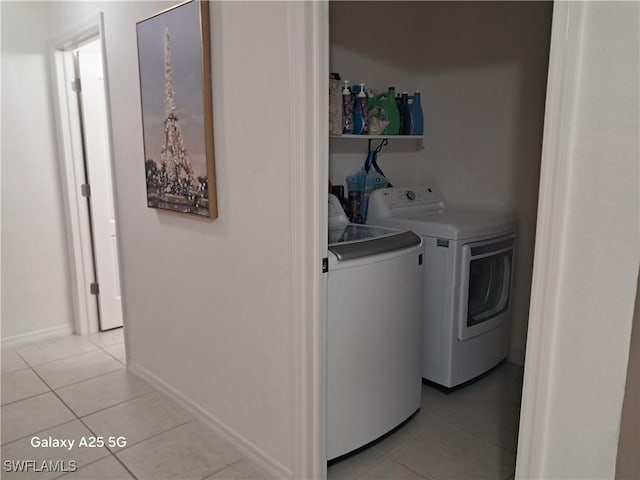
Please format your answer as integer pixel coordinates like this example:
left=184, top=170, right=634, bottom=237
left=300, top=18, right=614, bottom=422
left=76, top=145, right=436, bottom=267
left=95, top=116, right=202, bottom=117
left=341, top=81, right=353, bottom=134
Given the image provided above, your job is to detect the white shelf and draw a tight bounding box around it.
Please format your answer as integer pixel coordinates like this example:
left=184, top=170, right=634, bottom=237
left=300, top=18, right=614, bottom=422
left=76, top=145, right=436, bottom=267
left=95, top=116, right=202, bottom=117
left=330, top=134, right=424, bottom=140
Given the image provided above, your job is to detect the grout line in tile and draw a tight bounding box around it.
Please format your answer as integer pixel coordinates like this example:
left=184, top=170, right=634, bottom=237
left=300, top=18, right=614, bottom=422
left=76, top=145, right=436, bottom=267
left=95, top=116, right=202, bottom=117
left=98, top=342, right=126, bottom=365
left=87, top=337, right=123, bottom=349
left=48, top=452, right=114, bottom=479
left=1, top=366, right=35, bottom=376
left=390, top=457, right=433, bottom=480
left=114, top=419, right=192, bottom=455
left=49, top=453, right=125, bottom=480
left=34, top=361, right=125, bottom=391
left=15, top=345, right=100, bottom=368
left=49, top=365, right=133, bottom=395
left=352, top=457, right=386, bottom=480
left=0, top=352, right=53, bottom=408
left=1, top=418, right=78, bottom=447
left=13, top=349, right=41, bottom=371
left=111, top=420, right=198, bottom=478
left=440, top=404, right=470, bottom=419
left=74, top=390, right=156, bottom=419
left=1, top=388, right=54, bottom=408
left=110, top=452, right=139, bottom=480
left=404, top=460, right=433, bottom=480
left=202, top=458, right=245, bottom=480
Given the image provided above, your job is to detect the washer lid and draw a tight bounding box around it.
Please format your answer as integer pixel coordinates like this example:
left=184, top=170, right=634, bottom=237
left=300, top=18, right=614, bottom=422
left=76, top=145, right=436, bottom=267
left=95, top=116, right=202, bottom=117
left=399, top=210, right=515, bottom=240
left=329, top=224, right=397, bottom=244
left=328, top=225, right=420, bottom=261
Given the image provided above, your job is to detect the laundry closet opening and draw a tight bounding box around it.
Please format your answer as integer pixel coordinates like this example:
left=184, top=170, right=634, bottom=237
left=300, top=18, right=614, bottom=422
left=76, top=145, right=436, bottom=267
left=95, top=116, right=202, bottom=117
left=326, top=1, right=552, bottom=476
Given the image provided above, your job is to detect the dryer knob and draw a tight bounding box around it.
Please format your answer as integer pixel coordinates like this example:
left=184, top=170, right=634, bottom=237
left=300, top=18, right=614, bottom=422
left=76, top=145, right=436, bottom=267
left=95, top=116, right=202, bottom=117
left=406, top=190, right=416, bottom=201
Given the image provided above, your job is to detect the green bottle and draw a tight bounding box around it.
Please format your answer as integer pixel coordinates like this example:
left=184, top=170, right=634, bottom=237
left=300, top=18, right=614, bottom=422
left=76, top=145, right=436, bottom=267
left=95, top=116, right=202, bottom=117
left=368, top=87, right=400, bottom=135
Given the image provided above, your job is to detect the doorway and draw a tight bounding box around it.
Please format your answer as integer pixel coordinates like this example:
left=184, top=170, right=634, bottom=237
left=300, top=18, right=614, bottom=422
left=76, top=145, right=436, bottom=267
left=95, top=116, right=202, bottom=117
left=51, top=15, right=123, bottom=334
left=326, top=1, right=552, bottom=477
left=71, top=38, right=123, bottom=332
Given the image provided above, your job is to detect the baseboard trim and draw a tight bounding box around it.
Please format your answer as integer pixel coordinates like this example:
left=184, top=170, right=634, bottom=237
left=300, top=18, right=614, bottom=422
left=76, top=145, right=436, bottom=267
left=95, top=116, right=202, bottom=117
left=1, top=324, right=74, bottom=349
left=128, top=361, right=292, bottom=479
left=509, top=347, right=526, bottom=366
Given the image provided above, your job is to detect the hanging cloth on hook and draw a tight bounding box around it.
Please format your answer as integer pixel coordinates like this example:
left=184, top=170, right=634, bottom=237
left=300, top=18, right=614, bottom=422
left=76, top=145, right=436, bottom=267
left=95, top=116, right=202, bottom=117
left=345, top=150, right=392, bottom=223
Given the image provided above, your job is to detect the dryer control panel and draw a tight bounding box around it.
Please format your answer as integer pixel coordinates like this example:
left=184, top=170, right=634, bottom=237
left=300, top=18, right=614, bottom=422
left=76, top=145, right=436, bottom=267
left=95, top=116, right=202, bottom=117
left=368, top=186, right=446, bottom=218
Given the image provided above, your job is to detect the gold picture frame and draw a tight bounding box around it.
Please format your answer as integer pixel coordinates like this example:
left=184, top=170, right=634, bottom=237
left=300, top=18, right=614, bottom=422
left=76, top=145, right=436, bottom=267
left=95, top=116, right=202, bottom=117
left=136, top=0, right=217, bottom=218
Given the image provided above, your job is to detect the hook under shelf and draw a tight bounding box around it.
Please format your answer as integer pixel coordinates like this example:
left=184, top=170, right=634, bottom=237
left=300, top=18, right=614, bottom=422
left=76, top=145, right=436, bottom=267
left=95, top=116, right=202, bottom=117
left=368, top=138, right=389, bottom=154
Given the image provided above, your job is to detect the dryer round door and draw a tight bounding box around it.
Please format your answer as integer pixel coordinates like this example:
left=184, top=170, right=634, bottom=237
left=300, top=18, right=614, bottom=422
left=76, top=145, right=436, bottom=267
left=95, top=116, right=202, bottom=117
left=457, top=234, right=515, bottom=341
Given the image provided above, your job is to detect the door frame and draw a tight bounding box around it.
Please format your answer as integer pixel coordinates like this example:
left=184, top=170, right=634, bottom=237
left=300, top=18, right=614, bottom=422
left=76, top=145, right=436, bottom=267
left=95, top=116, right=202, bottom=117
left=516, top=1, right=639, bottom=478
left=49, top=13, right=118, bottom=335
left=306, top=1, right=636, bottom=478
left=515, top=3, right=585, bottom=475
left=288, top=2, right=329, bottom=478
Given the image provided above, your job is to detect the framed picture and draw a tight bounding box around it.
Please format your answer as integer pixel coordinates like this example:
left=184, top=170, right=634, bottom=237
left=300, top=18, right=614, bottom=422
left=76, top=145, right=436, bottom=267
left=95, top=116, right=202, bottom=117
left=136, top=0, right=217, bottom=218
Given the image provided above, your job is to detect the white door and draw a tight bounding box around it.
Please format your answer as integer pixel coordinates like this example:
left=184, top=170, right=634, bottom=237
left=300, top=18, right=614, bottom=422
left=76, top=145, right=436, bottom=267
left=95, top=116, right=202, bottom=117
left=76, top=39, right=123, bottom=330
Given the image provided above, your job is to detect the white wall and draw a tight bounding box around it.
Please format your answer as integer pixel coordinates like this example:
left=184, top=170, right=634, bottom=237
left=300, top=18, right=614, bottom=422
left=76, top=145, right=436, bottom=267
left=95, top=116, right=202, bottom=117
left=45, top=1, right=305, bottom=475
left=329, top=1, right=553, bottom=363
left=517, top=1, right=639, bottom=478
left=1, top=1, right=74, bottom=345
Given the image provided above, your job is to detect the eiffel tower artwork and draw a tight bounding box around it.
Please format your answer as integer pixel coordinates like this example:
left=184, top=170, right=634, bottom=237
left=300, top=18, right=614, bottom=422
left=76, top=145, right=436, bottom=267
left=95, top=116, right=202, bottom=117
left=160, top=28, right=195, bottom=188
left=137, top=0, right=216, bottom=218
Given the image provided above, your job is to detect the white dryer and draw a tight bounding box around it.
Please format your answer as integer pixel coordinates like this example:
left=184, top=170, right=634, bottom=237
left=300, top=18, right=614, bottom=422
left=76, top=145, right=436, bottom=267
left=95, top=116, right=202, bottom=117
left=327, top=194, right=423, bottom=461
left=367, top=186, right=516, bottom=388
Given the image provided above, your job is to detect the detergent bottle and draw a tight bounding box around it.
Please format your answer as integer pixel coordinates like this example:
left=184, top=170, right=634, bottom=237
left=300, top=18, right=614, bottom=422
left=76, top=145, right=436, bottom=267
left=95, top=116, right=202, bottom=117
left=369, top=87, right=400, bottom=135
left=408, top=91, right=424, bottom=135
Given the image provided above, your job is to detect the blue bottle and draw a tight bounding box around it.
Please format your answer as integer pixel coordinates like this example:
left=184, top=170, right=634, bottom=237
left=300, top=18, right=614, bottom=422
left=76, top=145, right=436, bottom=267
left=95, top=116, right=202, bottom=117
left=408, top=91, right=424, bottom=135
left=352, top=83, right=369, bottom=135
left=395, top=94, right=402, bottom=134
left=399, top=92, right=411, bottom=135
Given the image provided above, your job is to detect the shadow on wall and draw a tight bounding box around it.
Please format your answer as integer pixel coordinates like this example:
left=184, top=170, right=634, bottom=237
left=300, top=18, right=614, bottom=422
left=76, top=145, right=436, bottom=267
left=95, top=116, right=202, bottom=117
left=616, top=270, right=640, bottom=479
left=331, top=2, right=552, bottom=72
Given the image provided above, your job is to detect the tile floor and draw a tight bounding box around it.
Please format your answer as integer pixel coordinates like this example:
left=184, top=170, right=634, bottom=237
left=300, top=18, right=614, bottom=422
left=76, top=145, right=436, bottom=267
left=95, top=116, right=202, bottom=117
left=1, top=331, right=271, bottom=480
left=2, top=332, right=523, bottom=480
left=327, top=363, right=523, bottom=480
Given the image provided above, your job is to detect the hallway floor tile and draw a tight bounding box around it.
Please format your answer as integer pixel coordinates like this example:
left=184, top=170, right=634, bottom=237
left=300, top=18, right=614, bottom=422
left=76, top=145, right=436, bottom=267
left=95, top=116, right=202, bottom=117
left=1, top=331, right=271, bottom=480
left=2, top=332, right=523, bottom=479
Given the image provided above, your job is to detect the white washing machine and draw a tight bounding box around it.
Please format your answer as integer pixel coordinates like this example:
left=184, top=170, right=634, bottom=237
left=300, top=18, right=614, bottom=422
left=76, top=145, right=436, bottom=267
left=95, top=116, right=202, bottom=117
left=327, top=194, right=423, bottom=461
left=367, top=186, right=516, bottom=388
